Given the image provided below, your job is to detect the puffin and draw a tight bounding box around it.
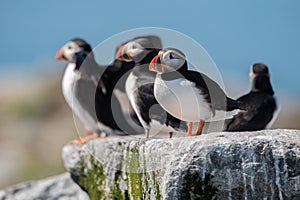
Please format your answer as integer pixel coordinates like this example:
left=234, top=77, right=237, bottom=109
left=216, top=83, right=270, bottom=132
left=118, top=36, right=187, bottom=138
left=149, top=48, right=245, bottom=136
left=224, top=63, right=280, bottom=131
left=56, top=38, right=142, bottom=144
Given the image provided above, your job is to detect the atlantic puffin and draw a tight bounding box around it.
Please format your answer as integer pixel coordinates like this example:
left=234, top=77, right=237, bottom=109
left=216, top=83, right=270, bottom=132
left=224, top=63, right=280, bottom=131
left=119, top=36, right=187, bottom=138
left=149, top=48, right=245, bottom=136
left=56, top=38, right=142, bottom=144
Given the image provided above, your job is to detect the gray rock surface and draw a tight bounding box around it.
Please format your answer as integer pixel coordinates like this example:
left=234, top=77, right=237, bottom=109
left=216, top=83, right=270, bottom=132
left=62, top=129, right=300, bottom=200
left=0, top=173, right=88, bottom=200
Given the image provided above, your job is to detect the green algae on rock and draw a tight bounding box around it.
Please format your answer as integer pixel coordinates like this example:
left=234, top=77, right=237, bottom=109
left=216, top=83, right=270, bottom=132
left=62, top=130, right=300, bottom=200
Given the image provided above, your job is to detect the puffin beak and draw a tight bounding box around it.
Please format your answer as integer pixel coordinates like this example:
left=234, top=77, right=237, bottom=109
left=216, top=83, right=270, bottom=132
left=159, top=52, right=167, bottom=67
left=149, top=53, right=167, bottom=73
left=149, top=55, right=158, bottom=72
left=55, top=47, right=66, bottom=61
left=115, top=44, right=125, bottom=59
left=116, top=45, right=133, bottom=62
left=161, top=61, right=167, bottom=67
left=121, top=51, right=131, bottom=60
left=125, top=52, right=131, bottom=59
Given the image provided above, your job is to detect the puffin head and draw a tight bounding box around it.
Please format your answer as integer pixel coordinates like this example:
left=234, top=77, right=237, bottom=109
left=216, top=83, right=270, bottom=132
left=149, top=48, right=186, bottom=74
left=55, top=38, right=92, bottom=63
left=250, top=63, right=274, bottom=95
left=115, top=41, right=148, bottom=63
left=115, top=36, right=162, bottom=63
left=249, top=63, right=270, bottom=81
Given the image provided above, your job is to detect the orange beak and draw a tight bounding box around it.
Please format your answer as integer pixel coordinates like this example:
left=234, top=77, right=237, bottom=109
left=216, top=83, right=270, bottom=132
left=115, top=44, right=125, bottom=60
left=55, top=47, right=65, bottom=61
left=149, top=55, right=158, bottom=72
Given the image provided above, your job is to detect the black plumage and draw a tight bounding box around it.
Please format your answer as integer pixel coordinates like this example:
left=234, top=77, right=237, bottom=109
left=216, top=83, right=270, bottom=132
left=134, top=58, right=183, bottom=130
left=95, top=59, right=142, bottom=134
left=150, top=48, right=245, bottom=136
left=161, top=62, right=245, bottom=115
left=58, top=38, right=142, bottom=137
left=126, top=45, right=186, bottom=137
left=225, top=63, right=279, bottom=131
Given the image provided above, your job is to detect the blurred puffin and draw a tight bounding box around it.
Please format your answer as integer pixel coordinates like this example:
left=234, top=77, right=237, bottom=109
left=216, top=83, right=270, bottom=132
left=224, top=63, right=280, bottom=131
left=56, top=38, right=142, bottom=144
left=149, top=48, right=245, bottom=136
left=118, top=36, right=186, bottom=138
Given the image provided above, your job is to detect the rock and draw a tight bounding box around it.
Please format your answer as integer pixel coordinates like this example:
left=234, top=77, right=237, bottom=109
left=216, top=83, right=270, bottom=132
left=62, top=129, right=300, bottom=200
left=0, top=173, right=88, bottom=200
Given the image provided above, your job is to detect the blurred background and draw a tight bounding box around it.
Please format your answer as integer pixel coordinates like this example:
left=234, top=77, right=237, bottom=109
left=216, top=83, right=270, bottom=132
left=0, top=0, right=299, bottom=189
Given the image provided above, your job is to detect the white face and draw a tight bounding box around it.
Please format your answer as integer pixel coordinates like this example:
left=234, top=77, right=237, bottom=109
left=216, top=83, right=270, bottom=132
left=121, top=41, right=150, bottom=63
left=60, top=41, right=82, bottom=62
left=154, top=49, right=186, bottom=74
left=162, top=49, right=185, bottom=70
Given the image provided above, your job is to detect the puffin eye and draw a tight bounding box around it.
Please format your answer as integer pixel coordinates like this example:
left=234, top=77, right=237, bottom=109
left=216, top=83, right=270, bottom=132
left=67, top=45, right=72, bottom=50
left=169, top=53, right=174, bottom=59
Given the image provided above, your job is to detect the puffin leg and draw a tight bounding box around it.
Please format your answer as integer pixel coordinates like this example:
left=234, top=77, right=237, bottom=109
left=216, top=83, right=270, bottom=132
left=195, top=120, right=205, bottom=136
left=71, top=126, right=107, bottom=145
left=145, top=129, right=150, bottom=138
left=169, top=132, right=173, bottom=138
left=71, top=134, right=99, bottom=145
left=186, top=122, right=193, bottom=136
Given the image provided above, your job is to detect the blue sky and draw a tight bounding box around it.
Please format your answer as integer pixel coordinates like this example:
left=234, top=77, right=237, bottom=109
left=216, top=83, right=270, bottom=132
left=1, top=1, right=299, bottom=97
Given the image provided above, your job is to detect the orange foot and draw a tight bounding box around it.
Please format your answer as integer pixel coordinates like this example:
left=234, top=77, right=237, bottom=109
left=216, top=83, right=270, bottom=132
left=195, top=120, right=205, bottom=136
left=71, top=133, right=104, bottom=145
left=186, top=121, right=205, bottom=137
left=186, top=122, right=193, bottom=136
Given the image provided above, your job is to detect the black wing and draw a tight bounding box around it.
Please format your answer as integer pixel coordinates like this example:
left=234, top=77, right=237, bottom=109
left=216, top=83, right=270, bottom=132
left=183, top=70, right=242, bottom=112
left=225, top=92, right=277, bottom=131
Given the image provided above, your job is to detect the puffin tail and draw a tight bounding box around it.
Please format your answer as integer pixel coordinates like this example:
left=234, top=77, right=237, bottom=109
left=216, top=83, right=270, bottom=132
left=226, top=97, right=247, bottom=111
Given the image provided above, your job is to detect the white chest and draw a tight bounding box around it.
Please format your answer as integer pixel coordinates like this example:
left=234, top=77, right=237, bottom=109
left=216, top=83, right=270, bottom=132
left=154, top=75, right=212, bottom=122
left=62, top=63, right=80, bottom=108
left=125, top=73, right=145, bottom=125
left=125, top=73, right=138, bottom=104
left=62, top=63, right=103, bottom=132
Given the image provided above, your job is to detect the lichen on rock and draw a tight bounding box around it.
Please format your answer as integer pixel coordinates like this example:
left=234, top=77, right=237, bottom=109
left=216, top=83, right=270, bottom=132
left=62, top=129, right=300, bottom=199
